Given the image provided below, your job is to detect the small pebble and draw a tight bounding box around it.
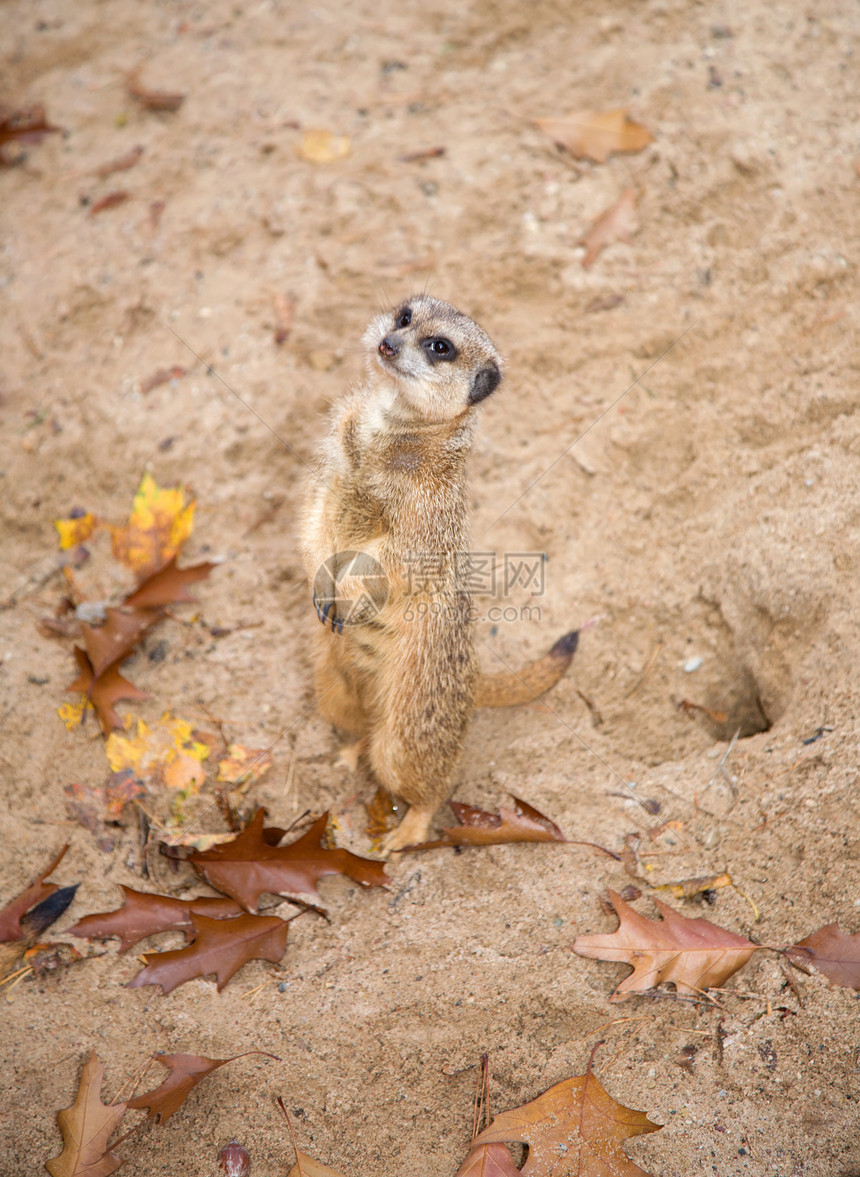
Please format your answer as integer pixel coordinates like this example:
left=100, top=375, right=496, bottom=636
left=683, top=656, right=703, bottom=672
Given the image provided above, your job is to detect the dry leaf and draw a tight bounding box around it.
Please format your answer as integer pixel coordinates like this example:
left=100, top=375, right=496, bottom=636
left=651, top=873, right=732, bottom=902
left=0, top=845, right=69, bottom=942
left=409, top=796, right=567, bottom=850
left=127, top=1052, right=275, bottom=1122
left=67, top=646, right=148, bottom=733
left=80, top=607, right=159, bottom=678
left=274, top=293, right=295, bottom=345
left=127, top=69, right=185, bottom=112
left=287, top=1152, right=350, bottom=1177
left=473, top=1067, right=661, bottom=1176
left=110, top=473, right=196, bottom=578
left=573, top=889, right=757, bottom=1000
left=788, top=922, right=860, bottom=990
left=90, top=191, right=129, bottom=215
left=105, top=712, right=211, bottom=792
left=0, top=104, right=61, bottom=163
left=536, top=109, right=653, bottom=164
left=55, top=512, right=98, bottom=550
left=296, top=129, right=351, bottom=163
left=456, top=1144, right=520, bottom=1177
left=91, top=145, right=144, bottom=179
left=69, top=885, right=243, bottom=952
left=580, top=188, right=638, bottom=269
left=127, top=911, right=290, bottom=993
left=188, top=810, right=390, bottom=912
left=139, top=365, right=187, bottom=393
left=0, top=883, right=78, bottom=982
left=216, top=744, right=274, bottom=787
left=46, top=1052, right=126, bottom=1177
left=123, top=554, right=215, bottom=608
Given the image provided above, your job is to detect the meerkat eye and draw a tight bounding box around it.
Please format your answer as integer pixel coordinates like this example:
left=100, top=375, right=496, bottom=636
left=396, top=307, right=412, bottom=328
left=421, top=336, right=457, bottom=362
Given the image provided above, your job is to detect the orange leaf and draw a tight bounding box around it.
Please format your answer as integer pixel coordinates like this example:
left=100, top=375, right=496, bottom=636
left=536, top=109, right=653, bottom=164
left=46, top=1052, right=126, bottom=1177
left=473, top=1068, right=661, bottom=1176
left=573, top=890, right=756, bottom=1000
left=110, top=473, right=196, bottom=579
left=788, top=922, right=860, bottom=990
left=579, top=188, right=638, bottom=269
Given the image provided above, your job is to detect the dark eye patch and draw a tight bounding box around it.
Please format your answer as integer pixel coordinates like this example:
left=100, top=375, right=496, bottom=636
left=420, top=336, right=458, bottom=363
left=396, top=307, right=412, bottom=328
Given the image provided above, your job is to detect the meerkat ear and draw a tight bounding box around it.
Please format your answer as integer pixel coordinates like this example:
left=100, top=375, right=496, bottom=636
left=468, top=364, right=501, bottom=405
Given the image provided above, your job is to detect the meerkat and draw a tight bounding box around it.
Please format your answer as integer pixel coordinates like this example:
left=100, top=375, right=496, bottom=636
left=302, top=294, right=577, bottom=852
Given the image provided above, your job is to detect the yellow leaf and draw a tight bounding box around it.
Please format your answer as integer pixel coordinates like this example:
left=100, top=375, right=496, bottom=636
left=54, top=512, right=98, bottom=549
left=110, top=473, right=196, bottom=578
left=105, top=713, right=210, bottom=787
left=297, top=129, right=351, bottom=163
left=58, top=699, right=90, bottom=730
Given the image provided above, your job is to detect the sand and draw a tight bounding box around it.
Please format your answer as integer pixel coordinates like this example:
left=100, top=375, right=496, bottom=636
left=2, top=0, right=859, bottom=1173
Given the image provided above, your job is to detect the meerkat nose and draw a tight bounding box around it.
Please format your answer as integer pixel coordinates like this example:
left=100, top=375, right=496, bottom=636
left=378, top=337, right=399, bottom=357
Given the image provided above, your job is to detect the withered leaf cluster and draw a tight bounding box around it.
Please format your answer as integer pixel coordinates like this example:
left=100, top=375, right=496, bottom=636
left=53, top=475, right=214, bottom=734
left=70, top=809, right=389, bottom=994
left=46, top=1050, right=274, bottom=1177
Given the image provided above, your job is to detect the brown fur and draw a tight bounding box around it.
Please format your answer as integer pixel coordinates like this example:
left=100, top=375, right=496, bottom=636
left=302, top=295, right=575, bottom=851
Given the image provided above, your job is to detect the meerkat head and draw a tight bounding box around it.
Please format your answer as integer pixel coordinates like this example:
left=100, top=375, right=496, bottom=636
left=363, top=294, right=503, bottom=423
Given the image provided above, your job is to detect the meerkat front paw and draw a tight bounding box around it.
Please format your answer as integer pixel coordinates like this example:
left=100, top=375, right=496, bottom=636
left=313, top=591, right=345, bottom=634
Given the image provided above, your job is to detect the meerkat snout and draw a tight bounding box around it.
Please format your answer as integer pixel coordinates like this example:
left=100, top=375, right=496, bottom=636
left=378, top=337, right=398, bottom=357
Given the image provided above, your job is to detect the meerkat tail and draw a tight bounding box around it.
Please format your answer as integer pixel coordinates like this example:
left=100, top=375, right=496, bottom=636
left=474, top=630, right=579, bottom=708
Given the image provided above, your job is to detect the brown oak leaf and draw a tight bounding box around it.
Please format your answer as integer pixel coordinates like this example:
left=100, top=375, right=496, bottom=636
left=127, top=1052, right=275, bottom=1123
left=46, top=1052, right=126, bottom=1177
left=473, top=1066, right=661, bottom=1176
left=80, top=607, right=160, bottom=678
left=123, top=555, right=215, bottom=608
left=127, top=911, right=290, bottom=993
left=535, top=109, right=653, bottom=164
left=188, top=810, right=390, bottom=912
left=0, top=844, right=69, bottom=942
left=69, top=886, right=243, bottom=952
left=67, top=647, right=148, bottom=733
left=573, top=890, right=756, bottom=1000
left=408, top=796, right=567, bottom=850
left=579, top=188, right=638, bottom=269
left=788, top=922, right=860, bottom=990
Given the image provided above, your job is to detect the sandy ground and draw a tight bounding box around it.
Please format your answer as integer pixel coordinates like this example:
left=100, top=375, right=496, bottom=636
left=2, top=1, right=860, bottom=1174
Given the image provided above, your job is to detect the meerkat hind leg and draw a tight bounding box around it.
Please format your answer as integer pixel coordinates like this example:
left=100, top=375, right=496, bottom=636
left=379, top=802, right=438, bottom=854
